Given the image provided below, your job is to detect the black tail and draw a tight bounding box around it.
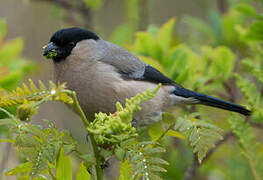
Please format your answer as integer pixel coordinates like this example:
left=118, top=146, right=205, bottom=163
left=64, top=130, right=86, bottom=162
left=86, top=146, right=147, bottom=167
left=172, top=87, right=251, bottom=116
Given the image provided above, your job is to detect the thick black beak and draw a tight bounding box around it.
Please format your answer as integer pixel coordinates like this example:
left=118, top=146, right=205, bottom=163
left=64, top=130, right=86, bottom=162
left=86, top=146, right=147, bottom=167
left=43, top=42, right=59, bottom=59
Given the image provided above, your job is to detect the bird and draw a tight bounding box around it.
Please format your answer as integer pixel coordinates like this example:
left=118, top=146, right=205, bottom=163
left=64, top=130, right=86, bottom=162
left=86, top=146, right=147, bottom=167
left=43, top=27, right=251, bottom=125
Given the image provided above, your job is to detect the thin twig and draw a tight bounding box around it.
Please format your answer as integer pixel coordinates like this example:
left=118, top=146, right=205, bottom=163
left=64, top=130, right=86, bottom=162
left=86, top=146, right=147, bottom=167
left=250, top=122, right=263, bottom=129
left=48, top=168, right=56, bottom=180
left=156, top=123, right=175, bottom=142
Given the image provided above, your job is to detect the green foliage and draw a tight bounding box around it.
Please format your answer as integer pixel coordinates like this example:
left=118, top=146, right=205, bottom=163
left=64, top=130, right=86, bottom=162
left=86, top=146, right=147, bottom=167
left=229, top=115, right=263, bottom=180
left=0, top=19, right=34, bottom=91
left=76, top=162, right=91, bottom=180
left=0, top=81, right=169, bottom=179
left=87, top=84, right=161, bottom=146
left=2, top=1, right=263, bottom=179
left=2, top=118, right=76, bottom=179
left=56, top=147, right=72, bottom=180
left=83, top=0, right=104, bottom=10
left=119, top=160, right=132, bottom=180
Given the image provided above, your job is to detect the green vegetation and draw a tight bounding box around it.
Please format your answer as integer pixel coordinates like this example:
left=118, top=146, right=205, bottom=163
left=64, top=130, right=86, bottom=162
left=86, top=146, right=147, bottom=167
left=0, top=0, right=263, bottom=180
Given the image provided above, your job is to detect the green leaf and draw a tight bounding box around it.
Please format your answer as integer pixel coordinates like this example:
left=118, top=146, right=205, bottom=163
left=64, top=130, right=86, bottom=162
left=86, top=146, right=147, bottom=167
left=6, top=162, right=32, bottom=176
left=236, top=3, right=263, bottom=19
left=83, top=0, right=103, bottom=10
left=157, top=18, right=175, bottom=52
left=115, top=147, right=126, bottom=161
left=207, top=46, right=235, bottom=81
left=149, top=157, right=169, bottom=165
left=119, top=159, right=132, bottom=180
left=0, top=19, right=7, bottom=39
left=229, top=114, right=262, bottom=180
left=166, top=130, right=185, bottom=139
left=76, top=162, right=90, bottom=180
left=0, top=139, right=14, bottom=143
left=56, top=147, right=72, bottom=180
left=0, top=118, right=16, bottom=126
left=162, top=112, right=176, bottom=125
left=110, top=23, right=134, bottom=46
left=183, top=15, right=215, bottom=40
left=168, top=45, right=191, bottom=83
left=134, top=32, right=161, bottom=60
left=148, top=121, right=164, bottom=141
left=0, top=38, right=24, bottom=62
left=235, top=74, right=260, bottom=107
left=246, top=21, right=263, bottom=41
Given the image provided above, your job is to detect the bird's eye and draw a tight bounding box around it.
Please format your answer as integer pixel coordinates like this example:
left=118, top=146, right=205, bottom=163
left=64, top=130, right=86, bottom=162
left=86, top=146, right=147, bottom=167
left=68, top=42, right=75, bottom=47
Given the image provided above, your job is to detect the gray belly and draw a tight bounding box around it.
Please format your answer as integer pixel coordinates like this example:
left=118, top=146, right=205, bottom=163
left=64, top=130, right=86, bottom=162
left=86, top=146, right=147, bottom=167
left=54, top=62, right=172, bottom=125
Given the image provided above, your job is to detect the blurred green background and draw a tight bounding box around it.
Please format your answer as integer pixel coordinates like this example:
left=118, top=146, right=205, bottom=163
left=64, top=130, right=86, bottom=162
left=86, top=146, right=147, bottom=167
left=0, top=0, right=263, bottom=179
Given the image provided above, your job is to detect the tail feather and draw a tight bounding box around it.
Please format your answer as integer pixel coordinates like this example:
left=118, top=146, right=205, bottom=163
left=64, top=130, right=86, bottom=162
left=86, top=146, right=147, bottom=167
left=172, top=87, right=251, bottom=116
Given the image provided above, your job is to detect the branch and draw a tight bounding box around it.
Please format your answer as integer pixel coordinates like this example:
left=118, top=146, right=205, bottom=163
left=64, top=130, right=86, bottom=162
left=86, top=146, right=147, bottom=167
left=182, top=131, right=233, bottom=180
left=250, top=122, right=263, bottom=129
left=217, top=0, right=228, bottom=13
left=34, top=0, right=92, bottom=27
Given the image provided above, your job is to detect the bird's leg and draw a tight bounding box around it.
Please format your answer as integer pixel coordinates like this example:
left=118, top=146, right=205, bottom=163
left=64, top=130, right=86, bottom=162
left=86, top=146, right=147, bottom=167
left=86, top=133, right=89, bottom=142
left=100, top=161, right=109, bottom=169
left=131, top=118, right=137, bottom=126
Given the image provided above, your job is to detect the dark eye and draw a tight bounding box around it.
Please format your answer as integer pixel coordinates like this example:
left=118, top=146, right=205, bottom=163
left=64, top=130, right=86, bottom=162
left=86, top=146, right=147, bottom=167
left=68, top=42, right=75, bottom=47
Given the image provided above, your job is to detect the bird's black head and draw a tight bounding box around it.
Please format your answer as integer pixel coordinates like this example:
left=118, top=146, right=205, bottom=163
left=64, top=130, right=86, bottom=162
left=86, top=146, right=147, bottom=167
left=43, top=27, right=99, bottom=62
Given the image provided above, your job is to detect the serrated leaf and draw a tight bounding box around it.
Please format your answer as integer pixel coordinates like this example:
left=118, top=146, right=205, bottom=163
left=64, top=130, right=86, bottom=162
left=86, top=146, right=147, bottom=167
left=56, top=147, right=72, bottom=180
left=149, top=157, right=169, bottom=165
left=149, top=172, right=162, bottom=180
left=144, top=146, right=166, bottom=154
left=149, top=165, right=167, bottom=172
left=76, top=162, right=90, bottom=180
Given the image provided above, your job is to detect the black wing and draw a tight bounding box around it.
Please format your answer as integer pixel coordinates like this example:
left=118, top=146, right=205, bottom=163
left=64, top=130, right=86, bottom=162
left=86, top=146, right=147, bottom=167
left=121, top=65, right=176, bottom=85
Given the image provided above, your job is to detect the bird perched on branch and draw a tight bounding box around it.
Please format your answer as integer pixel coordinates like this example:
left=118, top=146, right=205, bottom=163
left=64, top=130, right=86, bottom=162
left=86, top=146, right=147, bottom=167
left=43, top=27, right=251, bottom=125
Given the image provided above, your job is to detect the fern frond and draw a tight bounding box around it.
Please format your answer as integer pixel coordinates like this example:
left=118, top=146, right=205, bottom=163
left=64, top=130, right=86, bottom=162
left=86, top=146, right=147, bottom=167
left=0, top=79, right=73, bottom=108
left=242, top=60, right=263, bottom=84
left=175, top=114, right=223, bottom=163
left=5, top=119, right=76, bottom=178
left=87, top=84, right=161, bottom=146
left=235, top=74, right=261, bottom=108
left=229, top=114, right=263, bottom=180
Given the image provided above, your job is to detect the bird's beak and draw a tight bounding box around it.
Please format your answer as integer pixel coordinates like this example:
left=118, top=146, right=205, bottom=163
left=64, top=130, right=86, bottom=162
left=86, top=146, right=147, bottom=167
left=43, top=42, right=58, bottom=59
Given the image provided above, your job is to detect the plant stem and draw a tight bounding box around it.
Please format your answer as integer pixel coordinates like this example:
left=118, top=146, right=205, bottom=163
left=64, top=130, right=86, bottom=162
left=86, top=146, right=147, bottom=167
left=48, top=168, right=56, bottom=180
left=0, top=107, right=15, bottom=119
left=156, top=123, right=175, bottom=142
left=71, top=92, right=89, bottom=128
left=71, top=91, right=103, bottom=180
